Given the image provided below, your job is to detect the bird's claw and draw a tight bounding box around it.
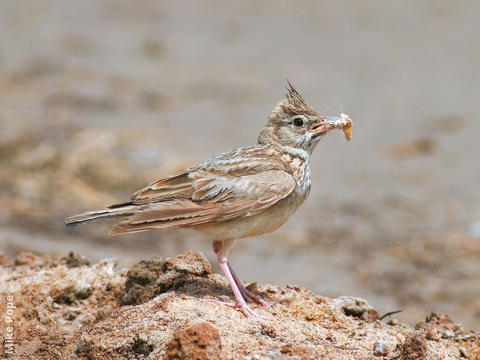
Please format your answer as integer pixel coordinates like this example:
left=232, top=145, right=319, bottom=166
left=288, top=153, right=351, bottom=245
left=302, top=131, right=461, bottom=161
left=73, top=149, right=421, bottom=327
left=227, top=301, right=270, bottom=319
left=209, top=299, right=271, bottom=319
left=241, top=288, right=268, bottom=307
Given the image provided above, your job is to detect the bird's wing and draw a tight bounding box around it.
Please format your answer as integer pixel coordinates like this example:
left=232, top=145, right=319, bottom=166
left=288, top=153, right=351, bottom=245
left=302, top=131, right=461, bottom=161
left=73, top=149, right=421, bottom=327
left=132, top=172, right=196, bottom=204
left=131, top=145, right=288, bottom=204
left=109, top=169, right=295, bottom=234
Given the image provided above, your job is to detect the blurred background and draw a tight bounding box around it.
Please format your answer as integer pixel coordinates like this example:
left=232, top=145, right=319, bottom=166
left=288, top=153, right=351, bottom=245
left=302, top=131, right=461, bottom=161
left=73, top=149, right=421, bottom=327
left=1, top=1, right=479, bottom=329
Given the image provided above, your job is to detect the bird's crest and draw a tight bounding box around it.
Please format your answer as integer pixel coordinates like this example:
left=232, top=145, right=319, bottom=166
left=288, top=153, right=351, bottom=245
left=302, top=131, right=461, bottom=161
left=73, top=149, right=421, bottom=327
left=285, top=80, right=307, bottom=108
left=271, top=80, right=317, bottom=118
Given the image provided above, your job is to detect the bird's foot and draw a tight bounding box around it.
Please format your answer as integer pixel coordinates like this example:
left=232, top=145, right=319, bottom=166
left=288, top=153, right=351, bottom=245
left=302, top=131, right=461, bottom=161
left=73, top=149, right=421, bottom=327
left=214, top=256, right=270, bottom=318
left=239, top=285, right=268, bottom=307
left=209, top=299, right=270, bottom=319
left=225, top=301, right=270, bottom=319
left=227, top=263, right=268, bottom=306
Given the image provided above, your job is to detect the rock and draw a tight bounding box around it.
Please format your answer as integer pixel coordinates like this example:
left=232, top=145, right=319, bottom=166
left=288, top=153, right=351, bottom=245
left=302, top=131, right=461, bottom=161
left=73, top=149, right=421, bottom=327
left=163, top=322, right=222, bottom=360
left=332, top=296, right=380, bottom=322
left=260, top=323, right=277, bottom=338
left=400, top=332, right=426, bottom=360
left=416, top=312, right=464, bottom=341
left=163, top=251, right=212, bottom=277
left=373, top=339, right=389, bottom=356
left=0, top=251, right=477, bottom=359
left=121, top=256, right=164, bottom=305
left=52, top=285, right=92, bottom=305
left=132, top=334, right=154, bottom=357
left=61, top=251, right=90, bottom=268
left=121, top=251, right=213, bottom=306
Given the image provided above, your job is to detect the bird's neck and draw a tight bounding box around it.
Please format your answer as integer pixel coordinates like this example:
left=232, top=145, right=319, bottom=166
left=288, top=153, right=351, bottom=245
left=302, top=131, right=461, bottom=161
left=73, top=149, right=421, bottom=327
left=281, top=146, right=310, bottom=163
left=257, top=128, right=311, bottom=191
left=266, top=144, right=311, bottom=195
left=285, top=147, right=311, bottom=194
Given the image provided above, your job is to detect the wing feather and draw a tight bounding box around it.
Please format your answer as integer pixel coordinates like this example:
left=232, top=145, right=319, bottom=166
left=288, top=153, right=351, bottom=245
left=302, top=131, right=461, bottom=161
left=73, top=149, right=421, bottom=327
left=110, top=170, right=295, bottom=234
left=132, top=172, right=194, bottom=204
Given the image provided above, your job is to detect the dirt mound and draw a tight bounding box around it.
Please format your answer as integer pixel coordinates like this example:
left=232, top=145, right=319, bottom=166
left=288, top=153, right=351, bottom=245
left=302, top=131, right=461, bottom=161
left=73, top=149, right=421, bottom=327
left=0, top=251, right=478, bottom=359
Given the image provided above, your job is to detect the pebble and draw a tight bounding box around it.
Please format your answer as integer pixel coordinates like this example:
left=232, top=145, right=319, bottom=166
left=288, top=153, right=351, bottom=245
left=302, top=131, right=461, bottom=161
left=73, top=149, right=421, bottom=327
left=373, top=339, right=389, bottom=356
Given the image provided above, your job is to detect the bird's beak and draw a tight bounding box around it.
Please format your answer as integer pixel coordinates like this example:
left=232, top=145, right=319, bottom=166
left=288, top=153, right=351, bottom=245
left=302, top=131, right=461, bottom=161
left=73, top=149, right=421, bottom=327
left=309, top=114, right=352, bottom=141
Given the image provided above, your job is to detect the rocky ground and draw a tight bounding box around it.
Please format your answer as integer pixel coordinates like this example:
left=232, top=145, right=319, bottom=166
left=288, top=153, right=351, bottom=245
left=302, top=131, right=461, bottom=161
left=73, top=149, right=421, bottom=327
left=1, top=1, right=480, bottom=331
left=1, top=251, right=478, bottom=359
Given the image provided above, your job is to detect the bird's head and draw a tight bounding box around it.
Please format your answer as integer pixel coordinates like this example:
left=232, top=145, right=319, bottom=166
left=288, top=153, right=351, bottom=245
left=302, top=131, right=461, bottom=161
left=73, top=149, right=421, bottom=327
left=258, top=81, right=349, bottom=154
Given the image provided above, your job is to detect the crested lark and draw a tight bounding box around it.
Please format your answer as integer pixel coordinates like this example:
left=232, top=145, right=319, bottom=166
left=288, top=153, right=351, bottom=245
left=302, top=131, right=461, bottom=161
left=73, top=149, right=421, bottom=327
left=65, top=82, right=352, bottom=318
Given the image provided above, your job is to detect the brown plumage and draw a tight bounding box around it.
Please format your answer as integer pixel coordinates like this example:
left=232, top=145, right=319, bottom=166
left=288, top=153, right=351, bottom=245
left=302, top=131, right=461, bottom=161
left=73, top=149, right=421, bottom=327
left=65, top=82, right=352, bottom=318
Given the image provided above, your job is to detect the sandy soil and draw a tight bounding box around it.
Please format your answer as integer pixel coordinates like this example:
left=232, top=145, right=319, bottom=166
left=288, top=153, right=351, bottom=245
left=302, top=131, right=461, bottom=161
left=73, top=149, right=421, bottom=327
left=1, top=251, right=478, bottom=359
left=0, top=1, right=479, bottom=331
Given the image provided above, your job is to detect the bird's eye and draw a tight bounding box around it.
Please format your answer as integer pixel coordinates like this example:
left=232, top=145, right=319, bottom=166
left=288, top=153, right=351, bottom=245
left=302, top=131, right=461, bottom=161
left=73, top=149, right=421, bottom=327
left=293, top=117, right=304, bottom=127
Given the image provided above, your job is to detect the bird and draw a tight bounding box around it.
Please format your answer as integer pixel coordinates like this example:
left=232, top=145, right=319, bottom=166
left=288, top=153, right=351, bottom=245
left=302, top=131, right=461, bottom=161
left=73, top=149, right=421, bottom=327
left=65, top=81, right=352, bottom=318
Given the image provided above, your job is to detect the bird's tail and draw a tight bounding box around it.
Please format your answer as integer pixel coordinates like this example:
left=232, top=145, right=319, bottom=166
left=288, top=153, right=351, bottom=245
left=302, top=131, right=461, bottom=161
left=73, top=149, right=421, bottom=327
left=65, top=202, right=136, bottom=227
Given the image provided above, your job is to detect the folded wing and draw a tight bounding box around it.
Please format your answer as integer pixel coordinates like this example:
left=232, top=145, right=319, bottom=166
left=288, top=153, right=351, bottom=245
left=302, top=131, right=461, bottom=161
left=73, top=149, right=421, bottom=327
left=109, top=170, right=295, bottom=234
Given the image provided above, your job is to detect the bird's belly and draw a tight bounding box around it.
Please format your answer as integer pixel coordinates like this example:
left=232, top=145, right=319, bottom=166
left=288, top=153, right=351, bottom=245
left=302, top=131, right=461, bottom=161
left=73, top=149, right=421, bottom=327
left=195, top=195, right=302, bottom=240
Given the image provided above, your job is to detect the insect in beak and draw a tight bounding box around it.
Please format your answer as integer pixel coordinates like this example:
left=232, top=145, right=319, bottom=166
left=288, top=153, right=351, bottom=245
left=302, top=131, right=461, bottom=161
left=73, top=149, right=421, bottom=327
left=309, top=114, right=352, bottom=141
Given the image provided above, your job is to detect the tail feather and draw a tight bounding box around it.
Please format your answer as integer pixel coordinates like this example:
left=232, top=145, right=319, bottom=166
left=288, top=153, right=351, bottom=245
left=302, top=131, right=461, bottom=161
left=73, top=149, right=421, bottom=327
left=65, top=205, right=137, bottom=227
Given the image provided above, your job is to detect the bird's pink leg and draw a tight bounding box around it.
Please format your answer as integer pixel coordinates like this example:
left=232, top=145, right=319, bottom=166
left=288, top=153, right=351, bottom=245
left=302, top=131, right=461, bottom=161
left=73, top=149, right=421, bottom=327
left=227, top=263, right=267, bottom=306
left=212, top=240, right=265, bottom=318
left=217, top=261, right=259, bottom=317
